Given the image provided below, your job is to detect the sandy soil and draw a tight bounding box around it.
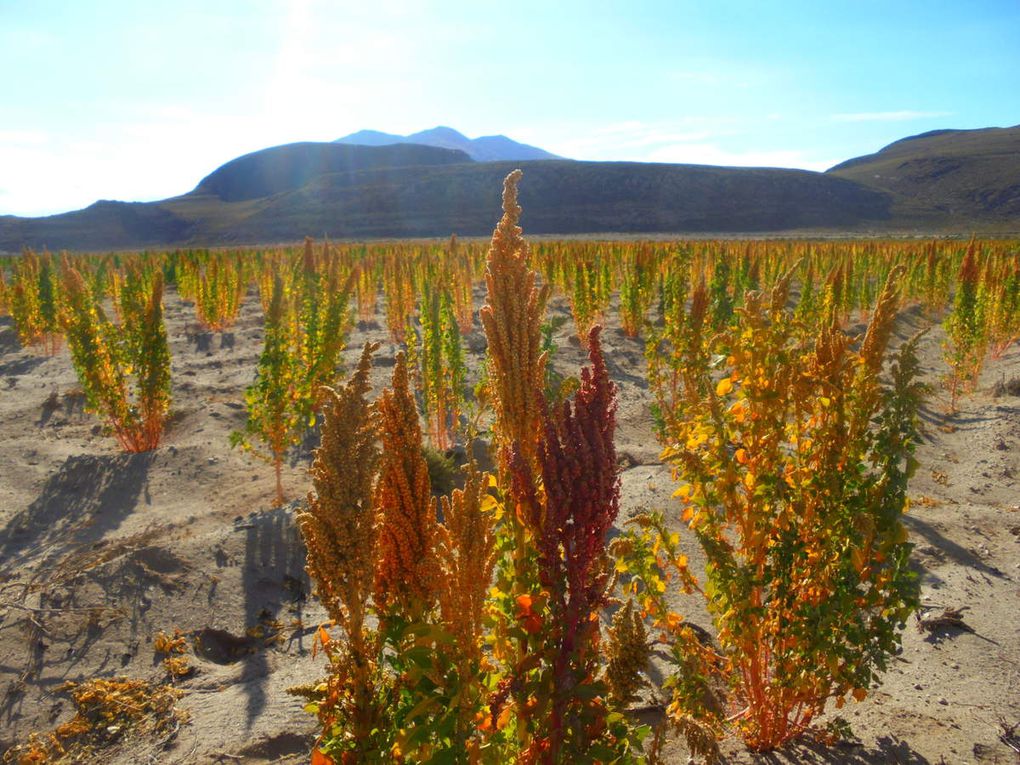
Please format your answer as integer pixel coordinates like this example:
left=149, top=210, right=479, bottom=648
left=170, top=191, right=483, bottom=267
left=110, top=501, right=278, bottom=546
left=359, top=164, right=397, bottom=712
left=0, top=284, right=1018, bottom=764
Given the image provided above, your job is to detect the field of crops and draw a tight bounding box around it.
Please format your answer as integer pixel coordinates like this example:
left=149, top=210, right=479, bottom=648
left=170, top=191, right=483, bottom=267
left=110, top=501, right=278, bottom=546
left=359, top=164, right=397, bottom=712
left=1, top=172, right=1019, bottom=763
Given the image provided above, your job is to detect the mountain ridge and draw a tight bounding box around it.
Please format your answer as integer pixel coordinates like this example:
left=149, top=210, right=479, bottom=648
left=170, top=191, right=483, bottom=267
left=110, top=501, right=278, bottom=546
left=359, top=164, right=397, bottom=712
left=2, top=124, right=1018, bottom=251
left=827, top=124, right=1020, bottom=220
left=194, top=141, right=473, bottom=202
left=334, top=125, right=561, bottom=162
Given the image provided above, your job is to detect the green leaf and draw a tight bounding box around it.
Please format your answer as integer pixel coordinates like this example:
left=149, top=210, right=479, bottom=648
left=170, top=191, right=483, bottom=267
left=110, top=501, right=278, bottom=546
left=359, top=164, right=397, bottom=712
left=402, top=645, right=435, bottom=669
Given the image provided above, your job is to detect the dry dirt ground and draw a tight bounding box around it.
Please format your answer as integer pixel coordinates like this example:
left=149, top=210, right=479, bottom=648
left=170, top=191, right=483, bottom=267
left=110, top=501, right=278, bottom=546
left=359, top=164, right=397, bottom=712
left=0, top=283, right=1018, bottom=764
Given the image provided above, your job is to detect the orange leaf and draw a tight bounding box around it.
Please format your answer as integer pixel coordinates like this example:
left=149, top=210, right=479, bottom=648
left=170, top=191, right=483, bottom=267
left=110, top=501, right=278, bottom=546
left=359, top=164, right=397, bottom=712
left=496, top=704, right=512, bottom=730
left=313, top=624, right=332, bottom=658
left=522, top=614, right=543, bottom=634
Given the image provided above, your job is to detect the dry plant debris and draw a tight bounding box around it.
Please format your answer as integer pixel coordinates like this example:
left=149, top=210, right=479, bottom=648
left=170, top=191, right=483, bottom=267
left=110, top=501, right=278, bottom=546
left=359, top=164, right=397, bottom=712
left=1, top=677, right=189, bottom=764
left=915, top=606, right=976, bottom=635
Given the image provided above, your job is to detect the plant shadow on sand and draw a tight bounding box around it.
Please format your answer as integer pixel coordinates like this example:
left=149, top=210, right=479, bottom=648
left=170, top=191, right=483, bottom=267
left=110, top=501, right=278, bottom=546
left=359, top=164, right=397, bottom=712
left=903, top=515, right=1008, bottom=581
left=0, top=452, right=156, bottom=574
left=0, top=453, right=156, bottom=725
left=0, top=354, right=48, bottom=377
left=240, top=504, right=310, bottom=728
left=754, top=736, right=930, bottom=764
left=0, top=322, right=21, bottom=355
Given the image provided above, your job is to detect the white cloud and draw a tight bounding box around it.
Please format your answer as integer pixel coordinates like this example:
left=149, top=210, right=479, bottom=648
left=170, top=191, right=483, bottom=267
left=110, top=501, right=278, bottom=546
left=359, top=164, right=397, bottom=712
left=0, top=108, right=308, bottom=217
left=831, top=110, right=953, bottom=122
left=0, top=130, right=49, bottom=146
left=523, top=119, right=833, bottom=172
left=528, top=118, right=741, bottom=160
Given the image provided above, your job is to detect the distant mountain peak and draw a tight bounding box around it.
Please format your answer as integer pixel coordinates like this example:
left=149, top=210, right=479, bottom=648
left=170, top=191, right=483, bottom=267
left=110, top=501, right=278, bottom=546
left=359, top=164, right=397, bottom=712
left=415, top=126, right=468, bottom=139
left=334, top=126, right=561, bottom=162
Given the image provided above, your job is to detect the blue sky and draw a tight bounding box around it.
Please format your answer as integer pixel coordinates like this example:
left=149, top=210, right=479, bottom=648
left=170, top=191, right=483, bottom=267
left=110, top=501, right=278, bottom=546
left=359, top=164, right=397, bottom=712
left=2, top=0, right=1018, bottom=216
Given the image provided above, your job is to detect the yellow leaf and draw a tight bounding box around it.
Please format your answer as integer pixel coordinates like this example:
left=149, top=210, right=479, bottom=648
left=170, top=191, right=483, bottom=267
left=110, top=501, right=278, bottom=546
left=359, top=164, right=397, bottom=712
left=673, top=484, right=692, bottom=500
left=716, top=378, right=733, bottom=397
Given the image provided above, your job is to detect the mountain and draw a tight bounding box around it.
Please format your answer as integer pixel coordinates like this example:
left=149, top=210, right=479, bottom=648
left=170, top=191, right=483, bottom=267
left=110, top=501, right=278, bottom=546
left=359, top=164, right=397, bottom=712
left=194, top=142, right=472, bottom=202
left=187, top=160, right=887, bottom=241
left=1, top=125, right=1018, bottom=251
left=1, top=146, right=890, bottom=249
left=827, top=125, right=1020, bottom=223
left=0, top=201, right=192, bottom=252
left=334, top=126, right=561, bottom=162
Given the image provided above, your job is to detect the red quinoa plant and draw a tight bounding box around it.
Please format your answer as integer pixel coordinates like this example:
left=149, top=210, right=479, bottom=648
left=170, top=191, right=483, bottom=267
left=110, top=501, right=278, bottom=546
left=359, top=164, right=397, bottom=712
left=503, top=326, right=646, bottom=762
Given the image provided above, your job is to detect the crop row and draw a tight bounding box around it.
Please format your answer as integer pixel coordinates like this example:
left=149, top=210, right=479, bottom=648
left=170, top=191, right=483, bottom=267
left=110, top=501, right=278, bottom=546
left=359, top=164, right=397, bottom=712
left=1, top=172, right=1018, bottom=762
